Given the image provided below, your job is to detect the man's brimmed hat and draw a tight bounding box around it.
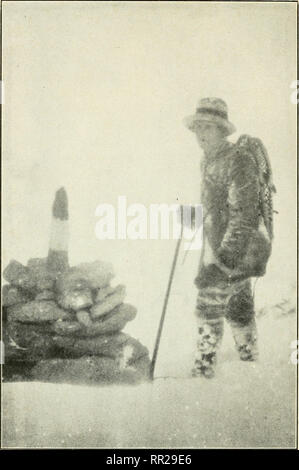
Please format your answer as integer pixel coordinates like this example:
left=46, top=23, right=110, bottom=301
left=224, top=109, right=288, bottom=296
left=183, top=97, right=236, bottom=136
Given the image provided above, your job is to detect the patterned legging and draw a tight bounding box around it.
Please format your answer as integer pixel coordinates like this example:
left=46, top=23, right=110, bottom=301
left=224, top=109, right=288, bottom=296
left=195, top=278, right=255, bottom=326
left=194, top=277, right=258, bottom=365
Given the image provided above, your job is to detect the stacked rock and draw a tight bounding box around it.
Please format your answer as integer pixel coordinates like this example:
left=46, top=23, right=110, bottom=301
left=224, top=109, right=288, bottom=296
left=3, top=259, right=150, bottom=384
left=2, top=188, right=150, bottom=385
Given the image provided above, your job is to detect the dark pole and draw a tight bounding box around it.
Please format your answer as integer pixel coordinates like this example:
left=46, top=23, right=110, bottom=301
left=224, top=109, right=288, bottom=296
left=149, top=223, right=184, bottom=381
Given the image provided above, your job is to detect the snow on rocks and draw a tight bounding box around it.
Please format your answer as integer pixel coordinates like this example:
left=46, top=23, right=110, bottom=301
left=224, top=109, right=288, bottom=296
left=57, top=287, right=93, bottom=311
left=51, top=303, right=137, bottom=337
left=2, top=284, right=30, bottom=307
left=2, top=188, right=150, bottom=385
left=3, top=259, right=149, bottom=385
left=75, top=303, right=137, bottom=337
left=90, top=284, right=126, bottom=319
left=35, top=290, right=56, bottom=301
left=7, top=301, right=72, bottom=323
left=55, top=261, right=114, bottom=292
left=27, top=257, right=57, bottom=291
left=3, top=260, right=36, bottom=291
left=52, top=332, right=148, bottom=362
left=76, top=310, right=93, bottom=327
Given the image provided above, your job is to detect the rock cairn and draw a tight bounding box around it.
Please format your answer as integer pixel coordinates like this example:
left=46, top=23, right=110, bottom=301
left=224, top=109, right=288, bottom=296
left=2, top=188, right=150, bottom=385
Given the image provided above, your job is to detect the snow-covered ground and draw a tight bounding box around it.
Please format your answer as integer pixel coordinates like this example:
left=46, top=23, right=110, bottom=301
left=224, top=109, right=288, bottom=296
left=2, top=306, right=296, bottom=449
left=2, top=2, right=297, bottom=450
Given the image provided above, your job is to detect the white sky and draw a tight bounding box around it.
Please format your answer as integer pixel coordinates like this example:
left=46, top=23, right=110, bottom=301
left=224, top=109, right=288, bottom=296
left=2, top=1, right=297, bottom=351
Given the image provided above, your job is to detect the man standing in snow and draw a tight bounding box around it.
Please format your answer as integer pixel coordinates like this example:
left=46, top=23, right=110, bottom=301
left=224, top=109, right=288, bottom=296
left=183, top=98, right=270, bottom=379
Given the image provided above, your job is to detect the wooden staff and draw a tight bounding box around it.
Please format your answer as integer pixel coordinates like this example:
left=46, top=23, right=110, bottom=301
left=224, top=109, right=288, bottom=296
left=149, top=220, right=184, bottom=381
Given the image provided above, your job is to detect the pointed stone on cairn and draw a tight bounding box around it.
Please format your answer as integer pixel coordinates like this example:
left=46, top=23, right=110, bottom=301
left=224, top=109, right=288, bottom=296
left=47, top=186, right=69, bottom=274
left=3, top=188, right=150, bottom=384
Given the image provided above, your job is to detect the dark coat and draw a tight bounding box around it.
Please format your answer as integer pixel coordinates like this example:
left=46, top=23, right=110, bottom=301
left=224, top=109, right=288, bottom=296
left=195, top=140, right=270, bottom=288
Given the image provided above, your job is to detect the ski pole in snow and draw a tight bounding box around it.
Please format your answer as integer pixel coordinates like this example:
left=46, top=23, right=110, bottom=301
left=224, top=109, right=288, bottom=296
left=149, top=217, right=184, bottom=381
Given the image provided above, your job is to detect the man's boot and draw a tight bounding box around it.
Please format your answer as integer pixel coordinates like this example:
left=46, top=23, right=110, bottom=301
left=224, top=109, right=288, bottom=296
left=229, top=318, right=258, bottom=361
left=192, top=317, right=224, bottom=378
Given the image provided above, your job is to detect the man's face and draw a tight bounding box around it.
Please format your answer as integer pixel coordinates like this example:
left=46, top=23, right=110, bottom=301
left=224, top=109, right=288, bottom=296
left=194, top=121, right=225, bottom=152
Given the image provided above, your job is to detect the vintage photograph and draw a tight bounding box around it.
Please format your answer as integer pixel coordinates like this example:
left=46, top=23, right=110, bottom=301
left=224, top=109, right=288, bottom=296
left=1, top=1, right=297, bottom=449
